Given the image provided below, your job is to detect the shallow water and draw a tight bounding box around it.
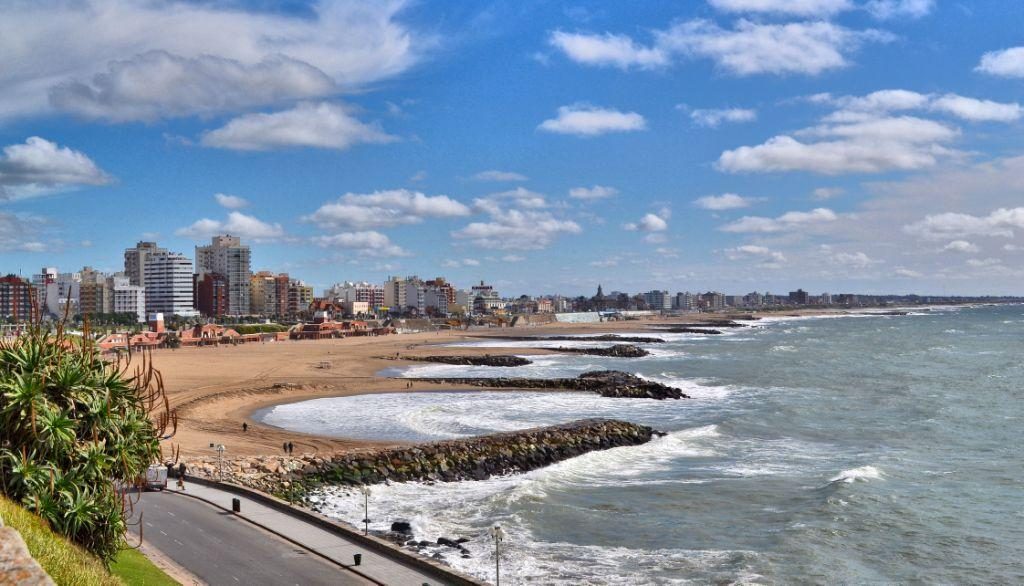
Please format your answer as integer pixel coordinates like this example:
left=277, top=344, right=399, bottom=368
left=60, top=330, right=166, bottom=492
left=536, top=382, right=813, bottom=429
left=259, top=305, right=1024, bottom=584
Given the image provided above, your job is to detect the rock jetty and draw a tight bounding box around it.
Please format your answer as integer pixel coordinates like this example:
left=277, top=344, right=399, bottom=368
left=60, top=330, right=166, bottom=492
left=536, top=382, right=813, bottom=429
left=184, top=419, right=658, bottom=496
left=402, top=354, right=532, bottom=367
left=481, top=334, right=665, bottom=344
left=649, top=320, right=748, bottom=328
left=546, top=344, right=650, bottom=357
left=647, top=327, right=723, bottom=335
left=415, top=370, right=688, bottom=400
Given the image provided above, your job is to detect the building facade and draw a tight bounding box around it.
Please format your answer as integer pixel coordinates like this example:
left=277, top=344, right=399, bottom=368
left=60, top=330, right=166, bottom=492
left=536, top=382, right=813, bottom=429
left=144, top=251, right=197, bottom=317
left=195, top=235, right=251, bottom=316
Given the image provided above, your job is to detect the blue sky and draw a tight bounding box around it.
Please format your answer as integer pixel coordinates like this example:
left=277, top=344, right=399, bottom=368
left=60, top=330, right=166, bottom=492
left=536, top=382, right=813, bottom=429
left=1, top=0, right=1023, bottom=296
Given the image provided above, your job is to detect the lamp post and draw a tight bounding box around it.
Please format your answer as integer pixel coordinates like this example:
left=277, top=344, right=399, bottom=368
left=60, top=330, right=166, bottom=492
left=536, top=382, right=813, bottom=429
left=490, top=525, right=505, bottom=586
left=211, top=444, right=226, bottom=480
left=360, top=486, right=371, bottom=535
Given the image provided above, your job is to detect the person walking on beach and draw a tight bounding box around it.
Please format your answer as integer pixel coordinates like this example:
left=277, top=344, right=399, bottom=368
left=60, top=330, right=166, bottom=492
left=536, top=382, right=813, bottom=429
left=283, top=442, right=288, bottom=453
left=242, top=422, right=248, bottom=432
left=177, top=462, right=187, bottom=490
left=287, top=441, right=294, bottom=455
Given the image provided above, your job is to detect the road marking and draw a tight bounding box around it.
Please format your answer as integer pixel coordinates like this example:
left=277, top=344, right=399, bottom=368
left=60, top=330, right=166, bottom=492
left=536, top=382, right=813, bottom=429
left=232, top=577, right=240, bottom=582
left=167, top=511, right=175, bottom=517
left=173, top=539, right=183, bottom=546
left=160, top=530, right=168, bottom=536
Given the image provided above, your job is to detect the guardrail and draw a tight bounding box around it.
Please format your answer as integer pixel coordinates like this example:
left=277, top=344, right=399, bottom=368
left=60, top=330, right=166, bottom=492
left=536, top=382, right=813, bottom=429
left=183, top=474, right=485, bottom=586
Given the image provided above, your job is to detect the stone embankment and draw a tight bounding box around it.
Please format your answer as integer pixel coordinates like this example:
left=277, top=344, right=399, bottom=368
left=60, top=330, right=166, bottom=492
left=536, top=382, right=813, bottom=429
left=650, top=320, right=749, bottom=329
left=401, top=354, right=532, bottom=367
left=481, top=334, right=666, bottom=344
left=184, top=419, right=658, bottom=496
left=650, top=327, right=723, bottom=335
left=546, top=344, right=650, bottom=357
left=414, top=370, right=688, bottom=400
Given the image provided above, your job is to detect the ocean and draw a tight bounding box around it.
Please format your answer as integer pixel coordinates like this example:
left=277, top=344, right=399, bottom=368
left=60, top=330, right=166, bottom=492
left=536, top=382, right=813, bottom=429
left=258, top=305, right=1024, bottom=584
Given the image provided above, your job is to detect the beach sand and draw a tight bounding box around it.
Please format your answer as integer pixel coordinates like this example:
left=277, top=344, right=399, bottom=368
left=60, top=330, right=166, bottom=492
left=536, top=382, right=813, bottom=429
left=145, top=310, right=845, bottom=458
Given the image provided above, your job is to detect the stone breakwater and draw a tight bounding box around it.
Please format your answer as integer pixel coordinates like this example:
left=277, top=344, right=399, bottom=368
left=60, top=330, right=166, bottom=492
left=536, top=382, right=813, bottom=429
left=400, top=354, right=533, bottom=367
left=650, top=327, right=724, bottom=335
left=649, top=320, right=749, bottom=329
left=545, top=344, right=650, bottom=357
left=414, top=370, right=689, bottom=400
left=477, top=334, right=666, bottom=344
left=184, top=419, right=658, bottom=497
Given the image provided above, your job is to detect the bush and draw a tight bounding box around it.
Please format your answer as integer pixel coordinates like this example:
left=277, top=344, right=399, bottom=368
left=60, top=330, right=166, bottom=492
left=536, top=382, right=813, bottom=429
left=0, top=331, right=170, bottom=564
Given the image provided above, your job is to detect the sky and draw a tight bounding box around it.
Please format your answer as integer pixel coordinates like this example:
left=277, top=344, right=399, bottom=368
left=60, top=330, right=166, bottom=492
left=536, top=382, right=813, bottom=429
left=1, top=0, right=1023, bottom=297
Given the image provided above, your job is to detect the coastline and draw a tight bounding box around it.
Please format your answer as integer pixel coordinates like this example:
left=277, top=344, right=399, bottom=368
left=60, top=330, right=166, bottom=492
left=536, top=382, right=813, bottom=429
left=144, top=307, right=879, bottom=458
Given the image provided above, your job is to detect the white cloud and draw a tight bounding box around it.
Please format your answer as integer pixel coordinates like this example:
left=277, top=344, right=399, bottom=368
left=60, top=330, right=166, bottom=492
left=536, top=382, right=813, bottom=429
left=966, top=257, right=1001, bottom=268
left=941, top=240, right=979, bottom=253
left=50, top=51, right=336, bottom=122
left=442, top=258, right=481, bottom=268
left=0, top=212, right=53, bottom=252
left=452, top=210, right=581, bottom=250
left=175, top=211, right=284, bottom=241
left=719, top=116, right=959, bottom=174
left=903, top=208, right=1024, bottom=240
left=548, top=31, right=668, bottom=70
left=214, top=193, right=249, bottom=210
left=726, top=244, right=787, bottom=263
left=569, top=185, right=619, bottom=200
left=976, top=47, right=1024, bottom=78
left=694, top=193, right=754, bottom=210
left=589, top=258, right=619, bottom=267
left=823, top=89, right=930, bottom=113
left=709, top=0, right=853, bottom=16
left=538, top=104, right=647, bottom=137
left=624, top=213, right=668, bottom=232
left=501, top=254, right=526, bottom=262
left=0, top=136, right=111, bottom=200
left=690, top=108, right=757, bottom=127
left=721, top=208, right=837, bottom=232
left=866, top=0, right=934, bottom=19
left=0, top=1, right=428, bottom=120
left=202, top=102, right=396, bottom=151
left=657, top=20, right=891, bottom=76
left=472, top=170, right=528, bottom=182
left=473, top=187, right=549, bottom=214
left=306, top=189, right=470, bottom=230
left=894, top=267, right=923, bottom=278
left=812, top=187, right=845, bottom=200
left=311, top=231, right=410, bottom=257
left=829, top=250, right=879, bottom=268
left=929, top=94, right=1022, bottom=122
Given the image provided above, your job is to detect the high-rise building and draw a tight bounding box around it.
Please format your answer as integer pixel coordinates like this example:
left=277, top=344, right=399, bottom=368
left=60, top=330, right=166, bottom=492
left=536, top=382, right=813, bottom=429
left=286, top=279, right=313, bottom=318
left=144, top=251, right=197, bottom=317
left=673, top=291, right=694, bottom=310
left=383, top=276, right=409, bottom=311
left=33, top=267, right=80, bottom=318
left=642, top=290, right=671, bottom=310
left=79, top=267, right=113, bottom=315
left=0, top=275, right=39, bottom=322
left=195, top=272, right=228, bottom=317
left=110, top=275, right=146, bottom=322
left=788, top=289, right=810, bottom=305
left=195, top=235, right=251, bottom=316
left=326, top=281, right=385, bottom=309
left=124, top=242, right=166, bottom=287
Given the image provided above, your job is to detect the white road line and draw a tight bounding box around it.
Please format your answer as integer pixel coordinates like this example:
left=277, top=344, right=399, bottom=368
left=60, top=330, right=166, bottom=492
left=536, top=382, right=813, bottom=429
left=160, top=530, right=168, bottom=536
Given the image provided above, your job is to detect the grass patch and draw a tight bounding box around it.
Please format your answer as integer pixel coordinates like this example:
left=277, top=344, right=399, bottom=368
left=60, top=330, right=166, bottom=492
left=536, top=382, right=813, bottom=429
left=0, top=496, right=120, bottom=585
left=111, top=548, right=179, bottom=586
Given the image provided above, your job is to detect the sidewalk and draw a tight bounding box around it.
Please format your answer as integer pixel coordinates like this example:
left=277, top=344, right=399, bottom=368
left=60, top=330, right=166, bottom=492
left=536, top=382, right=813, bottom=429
left=166, top=482, right=454, bottom=585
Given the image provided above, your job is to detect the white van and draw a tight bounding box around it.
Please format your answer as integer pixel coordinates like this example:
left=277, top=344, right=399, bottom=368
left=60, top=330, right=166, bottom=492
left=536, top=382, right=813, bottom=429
left=145, top=464, right=168, bottom=490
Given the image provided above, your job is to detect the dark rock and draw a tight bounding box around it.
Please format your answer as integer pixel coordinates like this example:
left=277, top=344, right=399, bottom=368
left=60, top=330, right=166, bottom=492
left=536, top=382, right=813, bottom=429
left=649, top=320, right=747, bottom=329
left=437, top=537, right=459, bottom=548
left=546, top=344, right=650, bottom=357
left=644, top=327, right=722, bottom=335
left=391, top=521, right=413, bottom=534
left=414, top=370, right=688, bottom=400
left=455, top=537, right=470, bottom=544
left=403, top=354, right=532, bottom=367
left=474, top=334, right=665, bottom=344
left=419, top=540, right=432, bottom=547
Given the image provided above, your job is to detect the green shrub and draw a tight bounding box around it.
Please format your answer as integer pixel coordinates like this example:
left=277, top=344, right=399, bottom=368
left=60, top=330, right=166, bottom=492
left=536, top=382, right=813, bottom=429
left=0, top=331, right=168, bottom=564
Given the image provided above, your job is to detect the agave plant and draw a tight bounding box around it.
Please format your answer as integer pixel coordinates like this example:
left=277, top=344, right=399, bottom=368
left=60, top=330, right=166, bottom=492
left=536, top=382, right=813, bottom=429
left=0, top=325, right=174, bottom=564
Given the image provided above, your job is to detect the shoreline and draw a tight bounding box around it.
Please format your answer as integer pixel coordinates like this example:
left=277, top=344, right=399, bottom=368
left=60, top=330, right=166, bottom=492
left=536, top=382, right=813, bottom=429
left=144, top=307, right=919, bottom=458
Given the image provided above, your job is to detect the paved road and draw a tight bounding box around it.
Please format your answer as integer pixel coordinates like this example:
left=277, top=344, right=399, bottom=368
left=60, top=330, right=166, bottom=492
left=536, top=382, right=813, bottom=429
left=130, top=490, right=371, bottom=585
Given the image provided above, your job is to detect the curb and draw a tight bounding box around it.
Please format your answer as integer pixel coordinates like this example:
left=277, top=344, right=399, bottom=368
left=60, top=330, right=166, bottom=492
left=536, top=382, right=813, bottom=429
left=182, top=475, right=485, bottom=586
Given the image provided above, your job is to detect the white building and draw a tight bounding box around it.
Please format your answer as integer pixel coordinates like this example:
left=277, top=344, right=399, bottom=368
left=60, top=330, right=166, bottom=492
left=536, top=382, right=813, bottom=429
left=326, top=281, right=384, bottom=308
left=423, top=288, right=449, bottom=315
left=643, top=290, right=671, bottom=310
left=33, top=267, right=81, bottom=318
left=144, top=251, right=197, bottom=317
left=124, top=242, right=166, bottom=287
left=111, top=275, right=146, bottom=322
left=195, top=235, right=251, bottom=316
left=673, top=291, right=694, bottom=310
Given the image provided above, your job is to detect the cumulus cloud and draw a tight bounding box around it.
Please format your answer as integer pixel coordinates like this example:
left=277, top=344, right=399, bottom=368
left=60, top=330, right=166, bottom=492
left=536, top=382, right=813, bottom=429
left=312, top=230, right=410, bottom=257
left=50, top=51, right=336, bottom=122
left=175, top=211, right=284, bottom=241
left=814, top=89, right=1020, bottom=122
left=812, top=187, right=845, bottom=200
left=569, top=185, right=619, bottom=200
left=976, top=47, right=1024, bottom=78
left=694, top=193, right=754, bottom=210
left=966, top=257, right=1001, bottom=268
left=214, top=193, right=249, bottom=209
left=501, top=254, right=526, bottom=262
left=538, top=104, right=646, bottom=136
left=306, top=189, right=470, bottom=230
left=0, top=136, right=112, bottom=200
left=551, top=19, right=890, bottom=77
left=929, top=94, right=1022, bottom=122
left=472, top=170, right=528, bottom=182
left=866, top=0, right=934, bottom=19
left=624, top=213, right=669, bottom=232
left=942, top=240, right=979, bottom=253
left=201, top=102, right=396, bottom=151
left=894, top=267, right=923, bottom=278
left=726, top=244, right=786, bottom=263
left=473, top=188, right=549, bottom=214
left=442, top=258, right=481, bottom=268
left=708, top=0, right=853, bottom=16
left=690, top=107, right=757, bottom=127
left=828, top=250, right=880, bottom=268
left=0, top=1, right=428, bottom=120
left=903, top=208, right=1024, bottom=240
left=451, top=210, right=581, bottom=250
left=721, top=208, right=837, bottom=232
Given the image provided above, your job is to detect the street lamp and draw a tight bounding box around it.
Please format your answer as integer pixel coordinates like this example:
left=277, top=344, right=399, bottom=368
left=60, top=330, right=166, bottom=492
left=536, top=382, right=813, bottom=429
left=360, top=486, right=371, bottom=535
left=490, top=525, right=505, bottom=586
left=211, top=444, right=226, bottom=480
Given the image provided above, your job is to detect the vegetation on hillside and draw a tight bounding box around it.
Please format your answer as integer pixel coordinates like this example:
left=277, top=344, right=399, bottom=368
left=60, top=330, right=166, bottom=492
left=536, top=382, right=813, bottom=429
left=0, top=328, right=175, bottom=563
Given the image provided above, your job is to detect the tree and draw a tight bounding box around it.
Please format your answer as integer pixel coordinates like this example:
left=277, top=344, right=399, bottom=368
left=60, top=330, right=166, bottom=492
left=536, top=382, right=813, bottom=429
left=0, top=328, right=174, bottom=563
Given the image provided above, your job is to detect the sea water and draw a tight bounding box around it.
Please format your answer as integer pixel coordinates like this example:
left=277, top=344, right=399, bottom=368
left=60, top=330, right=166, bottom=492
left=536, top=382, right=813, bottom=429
left=258, top=305, right=1024, bottom=584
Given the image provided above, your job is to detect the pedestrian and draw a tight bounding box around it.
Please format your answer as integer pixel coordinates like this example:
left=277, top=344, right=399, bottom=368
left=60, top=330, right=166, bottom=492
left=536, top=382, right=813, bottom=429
left=242, top=422, right=248, bottom=432
left=177, top=462, right=187, bottom=490
left=287, top=441, right=294, bottom=455
left=283, top=442, right=288, bottom=453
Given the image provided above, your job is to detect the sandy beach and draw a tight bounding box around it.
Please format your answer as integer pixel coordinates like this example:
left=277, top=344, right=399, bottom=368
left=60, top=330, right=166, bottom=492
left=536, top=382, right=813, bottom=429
left=145, top=310, right=848, bottom=459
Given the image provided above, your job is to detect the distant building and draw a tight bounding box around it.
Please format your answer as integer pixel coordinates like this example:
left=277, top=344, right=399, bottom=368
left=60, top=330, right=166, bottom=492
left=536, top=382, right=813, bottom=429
left=33, top=267, right=80, bottom=318
left=673, top=291, right=694, bottom=310
left=124, top=241, right=166, bottom=288
left=287, top=279, right=313, bottom=319
left=111, top=275, right=146, bottom=322
left=327, top=281, right=385, bottom=309
left=471, top=280, right=502, bottom=314
left=250, top=271, right=289, bottom=317
left=79, top=267, right=113, bottom=315
left=788, top=289, right=810, bottom=305
left=144, top=251, right=197, bottom=317
left=0, top=275, right=39, bottom=322
left=195, top=272, right=228, bottom=318
left=744, top=291, right=763, bottom=307
left=820, top=292, right=833, bottom=305
left=701, top=291, right=725, bottom=310
left=725, top=295, right=744, bottom=308
left=642, top=290, right=671, bottom=311
left=195, top=235, right=251, bottom=316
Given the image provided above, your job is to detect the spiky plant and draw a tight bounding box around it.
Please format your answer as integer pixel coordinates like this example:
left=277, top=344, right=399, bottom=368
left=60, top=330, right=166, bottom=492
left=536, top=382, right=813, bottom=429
left=0, top=327, right=174, bottom=564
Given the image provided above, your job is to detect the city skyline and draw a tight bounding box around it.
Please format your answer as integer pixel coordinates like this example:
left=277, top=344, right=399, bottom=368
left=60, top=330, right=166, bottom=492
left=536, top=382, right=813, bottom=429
left=2, top=2, right=1024, bottom=296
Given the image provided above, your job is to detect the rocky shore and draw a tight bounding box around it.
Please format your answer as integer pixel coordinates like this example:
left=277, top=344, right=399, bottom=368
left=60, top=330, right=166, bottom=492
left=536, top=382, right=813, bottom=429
left=413, top=370, right=688, bottom=400
left=648, top=327, right=724, bottom=334
left=184, top=418, right=658, bottom=496
left=400, top=354, right=532, bottom=367
left=478, top=334, right=666, bottom=344
left=649, top=320, right=749, bottom=329
left=545, top=344, right=650, bottom=357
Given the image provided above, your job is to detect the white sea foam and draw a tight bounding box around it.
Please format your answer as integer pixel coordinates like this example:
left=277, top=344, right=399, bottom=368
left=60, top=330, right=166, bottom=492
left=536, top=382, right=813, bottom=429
left=829, top=465, right=883, bottom=484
